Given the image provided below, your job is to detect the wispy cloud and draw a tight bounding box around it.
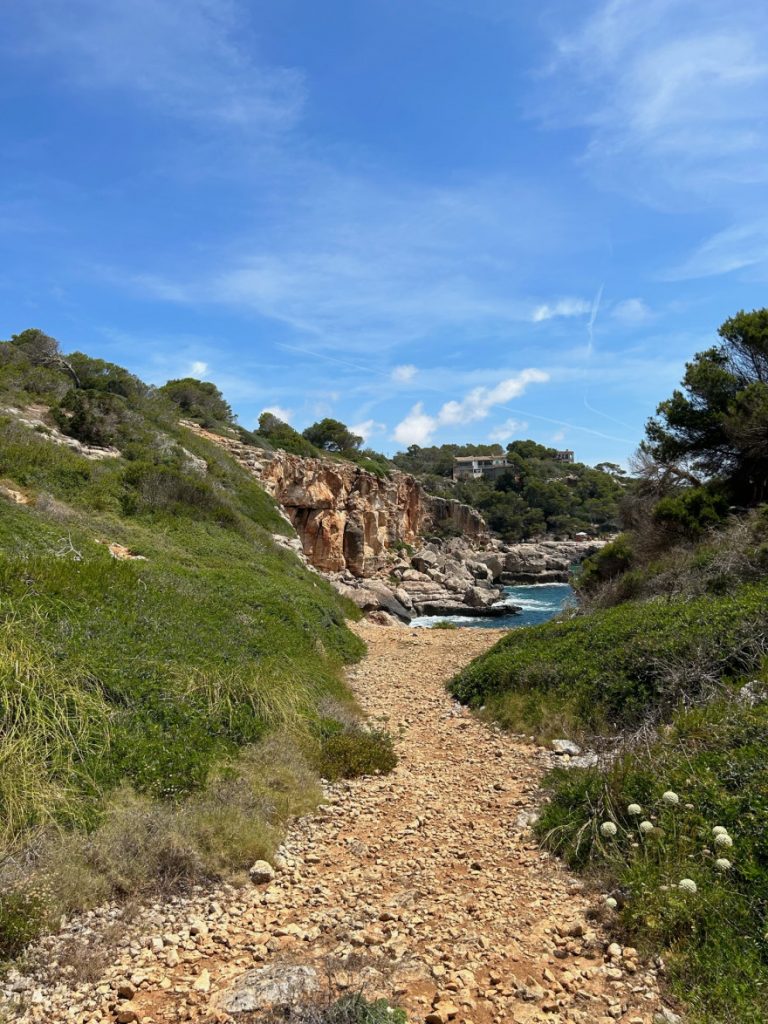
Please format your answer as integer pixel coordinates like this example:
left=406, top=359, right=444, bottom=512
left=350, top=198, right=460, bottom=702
left=488, top=417, right=528, bottom=443
left=130, top=175, right=578, bottom=351
left=392, top=404, right=437, bottom=447
left=190, top=360, right=208, bottom=376
left=392, top=369, right=549, bottom=445
left=391, top=364, right=418, bottom=383
left=546, top=0, right=768, bottom=202
left=350, top=419, right=386, bottom=443
left=261, top=404, right=293, bottom=424
left=611, top=298, right=652, bottom=324
left=8, top=0, right=304, bottom=131
left=532, top=298, right=591, bottom=322
left=664, top=220, right=768, bottom=280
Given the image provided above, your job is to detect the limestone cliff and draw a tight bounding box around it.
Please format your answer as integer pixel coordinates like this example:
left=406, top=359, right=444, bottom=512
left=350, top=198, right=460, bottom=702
left=182, top=424, right=487, bottom=577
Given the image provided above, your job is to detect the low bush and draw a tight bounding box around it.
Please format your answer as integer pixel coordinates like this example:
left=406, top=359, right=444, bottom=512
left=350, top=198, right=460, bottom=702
left=314, top=725, right=397, bottom=781
left=53, top=388, right=142, bottom=448
left=0, top=737, right=321, bottom=958
left=296, top=994, right=407, bottom=1024
left=576, top=534, right=635, bottom=593
left=0, top=890, right=50, bottom=961
left=431, top=620, right=458, bottom=630
left=448, top=582, right=768, bottom=737
left=536, top=694, right=768, bottom=1024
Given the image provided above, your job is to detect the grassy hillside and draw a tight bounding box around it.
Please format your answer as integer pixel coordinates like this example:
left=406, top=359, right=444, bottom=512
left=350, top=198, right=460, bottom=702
left=0, top=334, right=391, bottom=958
left=449, top=579, right=768, bottom=737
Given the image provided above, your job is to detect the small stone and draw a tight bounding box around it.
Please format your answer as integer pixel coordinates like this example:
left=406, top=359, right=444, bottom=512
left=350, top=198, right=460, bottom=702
left=249, top=860, right=276, bottom=884
left=115, top=1005, right=139, bottom=1024
left=192, top=969, right=211, bottom=993
left=117, top=981, right=137, bottom=1000
left=551, top=739, right=581, bottom=756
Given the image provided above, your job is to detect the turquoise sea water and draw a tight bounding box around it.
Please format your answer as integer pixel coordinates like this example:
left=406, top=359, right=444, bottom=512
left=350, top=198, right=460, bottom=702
left=411, top=582, right=575, bottom=629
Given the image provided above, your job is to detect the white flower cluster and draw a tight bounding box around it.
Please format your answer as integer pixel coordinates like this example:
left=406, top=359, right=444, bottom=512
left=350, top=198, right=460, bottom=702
left=713, top=826, right=734, bottom=849
left=600, top=821, right=618, bottom=837
left=662, top=790, right=680, bottom=805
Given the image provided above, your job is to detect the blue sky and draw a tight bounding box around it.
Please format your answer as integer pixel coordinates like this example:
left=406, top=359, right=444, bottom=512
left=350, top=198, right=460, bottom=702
left=2, top=0, right=768, bottom=464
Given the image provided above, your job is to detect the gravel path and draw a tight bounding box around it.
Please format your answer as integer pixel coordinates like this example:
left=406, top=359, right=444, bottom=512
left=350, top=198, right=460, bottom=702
left=3, top=624, right=669, bottom=1024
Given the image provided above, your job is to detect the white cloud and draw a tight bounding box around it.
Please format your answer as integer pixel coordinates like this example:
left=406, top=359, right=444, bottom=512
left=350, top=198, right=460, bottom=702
left=124, top=174, right=578, bottom=353
left=664, top=220, right=768, bottom=280
left=190, top=360, right=208, bottom=375
left=260, top=405, right=293, bottom=424
left=350, top=419, right=386, bottom=443
left=550, top=429, right=567, bottom=443
left=611, top=298, right=652, bottom=324
left=392, top=368, right=549, bottom=446
left=547, top=1, right=768, bottom=202
left=391, top=364, right=417, bottom=383
left=488, top=418, right=528, bottom=443
left=392, top=404, right=438, bottom=447
left=11, top=0, right=304, bottom=131
left=532, top=298, right=591, bottom=322
left=436, top=369, right=549, bottom=425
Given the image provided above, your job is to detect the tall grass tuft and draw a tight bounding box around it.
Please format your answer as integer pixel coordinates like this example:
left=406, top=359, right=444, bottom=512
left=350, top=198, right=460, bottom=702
left=0, top=623, right=109, bottom=850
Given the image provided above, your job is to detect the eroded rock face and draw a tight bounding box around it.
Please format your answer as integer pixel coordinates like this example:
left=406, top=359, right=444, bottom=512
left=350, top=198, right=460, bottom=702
left=478, top=539, right=604, bottom=583
left=182, top=424, right=486, bottom=577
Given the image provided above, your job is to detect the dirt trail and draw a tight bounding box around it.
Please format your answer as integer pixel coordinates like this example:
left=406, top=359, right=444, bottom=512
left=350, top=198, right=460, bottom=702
left=7, top=625, right=667, bottom=1024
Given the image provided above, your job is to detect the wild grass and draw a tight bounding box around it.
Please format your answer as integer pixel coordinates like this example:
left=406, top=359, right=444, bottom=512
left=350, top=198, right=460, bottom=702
left=448, top=581, right=768, bottom=739
left=537, top=693, right=768, bottom=1024
left=0, top=395, right=379, bottom=959
left=0, top=627, right=107, bottom=846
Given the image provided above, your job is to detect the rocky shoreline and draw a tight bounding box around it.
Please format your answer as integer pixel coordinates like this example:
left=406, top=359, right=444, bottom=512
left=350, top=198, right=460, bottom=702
left=330, top=537, right=604, bottom=624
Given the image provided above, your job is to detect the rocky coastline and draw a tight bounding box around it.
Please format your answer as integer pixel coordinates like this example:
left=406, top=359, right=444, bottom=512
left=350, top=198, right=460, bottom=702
left=181, top=424, right=604, bottom=623
left=331, top=535, right=604, bottom=624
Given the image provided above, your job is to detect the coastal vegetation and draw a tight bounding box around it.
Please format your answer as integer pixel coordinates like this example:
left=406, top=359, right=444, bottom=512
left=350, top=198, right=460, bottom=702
left=450, top=309, right=768, bottom=1023
left=393, top=440, right=623, bottom=539
left=0, top=330, right=394, bottom=959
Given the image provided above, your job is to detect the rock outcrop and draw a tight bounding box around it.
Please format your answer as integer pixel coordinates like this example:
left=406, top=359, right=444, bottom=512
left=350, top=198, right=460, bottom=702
left=476, top=539, right=604, bottom=584
left=180, top=423, right=605, bottom=623
left=181, top=424, right=486, bottom=577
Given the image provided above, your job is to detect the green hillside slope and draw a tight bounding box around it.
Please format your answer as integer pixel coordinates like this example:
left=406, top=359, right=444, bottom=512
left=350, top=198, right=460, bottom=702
left=0, top=332, right=388, bottom=957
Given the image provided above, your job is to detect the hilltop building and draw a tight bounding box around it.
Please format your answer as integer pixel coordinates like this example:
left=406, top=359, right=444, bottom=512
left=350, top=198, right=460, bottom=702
left=452, top=455, right=511, bottom=481
left=553, top=449, right=575, bottom=463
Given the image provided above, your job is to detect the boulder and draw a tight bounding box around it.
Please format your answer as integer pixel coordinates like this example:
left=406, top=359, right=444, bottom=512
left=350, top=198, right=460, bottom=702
left=332, top=581, right=411, bottom=623
left=212, top=965, right=319, bottom=1015
left=462, top=585, right=497, bottom=609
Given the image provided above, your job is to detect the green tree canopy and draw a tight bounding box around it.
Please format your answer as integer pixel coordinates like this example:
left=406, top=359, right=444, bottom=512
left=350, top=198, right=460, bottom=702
left=10, top=329, right=81, bottom=387
left=302, top=418, right=362, bottom=453
left=643, top=308, right=768, bottom=502
left=159, top=378, right=234, bottom=428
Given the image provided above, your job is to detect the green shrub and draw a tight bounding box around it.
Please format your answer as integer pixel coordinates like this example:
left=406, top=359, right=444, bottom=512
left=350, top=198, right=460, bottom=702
left=265, top=993, right=407, bottom=1024
left=319, top=995, right=407, bottom=1024
left=449, top=582, right=768, bottom=737
left=653, top=486, right=730, bottom=539
left=536, top=696, right=768, bottom=1023
left=0, top=890, right=50, bottom=960
left=576, top=534, right=635, bottom=593
left=53, top=388, right=141, bottom=447
left=431, top=620, right=458, bottom=630
left=121, top=460, right=239, bottom=527
left=158, top=378, right=234, bottom=428
left=314, top=726, right=397, bottom=780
